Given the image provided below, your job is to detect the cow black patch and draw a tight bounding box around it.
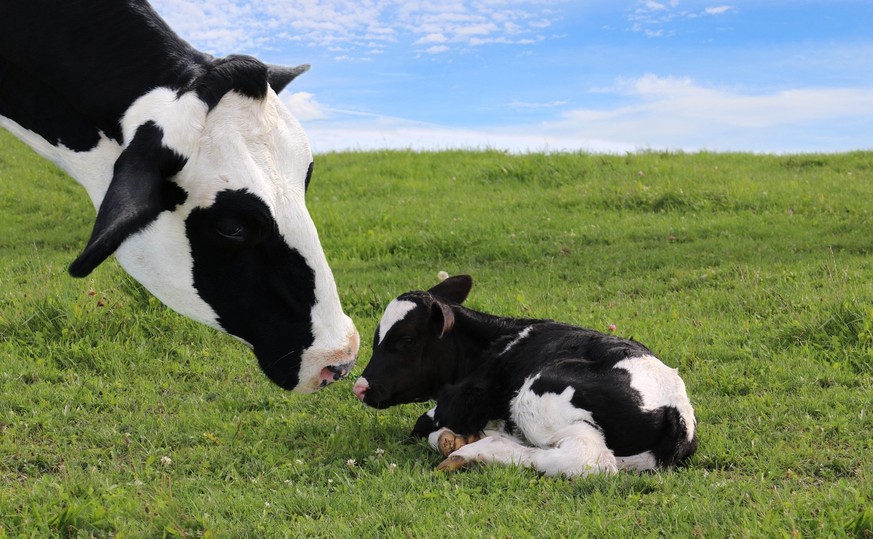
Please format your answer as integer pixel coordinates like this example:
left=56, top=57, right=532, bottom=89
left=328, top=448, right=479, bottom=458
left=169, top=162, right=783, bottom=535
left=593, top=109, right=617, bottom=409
left=0, top=0, right=209, bottom=150
left=304, top=162, right=314, bottom=192
left=186, top=190, right=316, bottom=389
left=191, top=55, right=269, bottom=111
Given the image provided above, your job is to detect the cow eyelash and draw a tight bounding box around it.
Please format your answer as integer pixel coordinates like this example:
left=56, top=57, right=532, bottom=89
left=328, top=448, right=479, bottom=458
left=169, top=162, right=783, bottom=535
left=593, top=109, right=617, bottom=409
left=215, top=217, right=248, bottom=242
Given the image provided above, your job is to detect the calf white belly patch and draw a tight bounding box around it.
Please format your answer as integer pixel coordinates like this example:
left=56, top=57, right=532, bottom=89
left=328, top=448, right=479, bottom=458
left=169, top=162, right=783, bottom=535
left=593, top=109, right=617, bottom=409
left=510, top=374, right=596, bottom=447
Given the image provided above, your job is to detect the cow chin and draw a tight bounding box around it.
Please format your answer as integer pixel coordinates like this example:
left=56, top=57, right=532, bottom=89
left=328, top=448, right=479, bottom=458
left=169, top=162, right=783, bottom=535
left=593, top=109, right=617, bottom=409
left=287, top=328, right=360, bottom=393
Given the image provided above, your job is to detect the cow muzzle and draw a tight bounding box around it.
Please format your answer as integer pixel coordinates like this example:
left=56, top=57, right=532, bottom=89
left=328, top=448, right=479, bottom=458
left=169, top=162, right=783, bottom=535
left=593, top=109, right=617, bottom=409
left=294, top=326, right=360, bottom=393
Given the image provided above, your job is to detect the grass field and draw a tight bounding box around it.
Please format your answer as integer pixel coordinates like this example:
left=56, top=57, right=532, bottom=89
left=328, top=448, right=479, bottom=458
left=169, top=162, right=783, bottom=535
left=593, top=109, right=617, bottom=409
left=1, top=127, right=871, bottom=537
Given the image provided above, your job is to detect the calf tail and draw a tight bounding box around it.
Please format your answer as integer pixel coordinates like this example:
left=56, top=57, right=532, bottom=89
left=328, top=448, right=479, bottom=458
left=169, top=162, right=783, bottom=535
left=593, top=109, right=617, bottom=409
left=653, top=406, right=698, bottom=468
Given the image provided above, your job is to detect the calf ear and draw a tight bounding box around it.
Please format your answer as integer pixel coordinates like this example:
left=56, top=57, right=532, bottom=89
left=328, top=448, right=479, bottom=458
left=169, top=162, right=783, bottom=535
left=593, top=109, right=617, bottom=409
left=431, top=301, right=455, bottom=339
left=428, top=274, right=473, bottom=305
left=68, top=123, right=187, bottom=277
left=267, top=63, right=310, bottom=94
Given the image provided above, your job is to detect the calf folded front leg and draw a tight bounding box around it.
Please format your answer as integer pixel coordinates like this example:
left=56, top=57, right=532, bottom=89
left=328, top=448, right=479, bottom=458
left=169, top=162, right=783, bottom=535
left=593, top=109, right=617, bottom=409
left=435, top=432, right=535, bottom=472
left=429, top=427, right=484, bottom=457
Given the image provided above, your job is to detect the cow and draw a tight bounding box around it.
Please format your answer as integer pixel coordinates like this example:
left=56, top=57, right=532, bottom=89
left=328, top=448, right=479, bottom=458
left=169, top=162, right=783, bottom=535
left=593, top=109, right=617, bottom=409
left=352, top=275, right=697, bottom=477
left=0, top=0, right=359, bottom=393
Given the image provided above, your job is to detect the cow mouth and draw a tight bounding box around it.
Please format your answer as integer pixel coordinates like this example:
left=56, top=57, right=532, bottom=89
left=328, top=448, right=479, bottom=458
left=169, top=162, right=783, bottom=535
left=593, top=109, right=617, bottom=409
left=319, top=361, right=355, bottom=388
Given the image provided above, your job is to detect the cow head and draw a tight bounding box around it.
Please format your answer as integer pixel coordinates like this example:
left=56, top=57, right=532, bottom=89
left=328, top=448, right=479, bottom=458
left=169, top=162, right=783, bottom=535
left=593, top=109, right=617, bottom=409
left=68, top=56, right=358, bottom=392
left=353, top=275, right=473, bottom=408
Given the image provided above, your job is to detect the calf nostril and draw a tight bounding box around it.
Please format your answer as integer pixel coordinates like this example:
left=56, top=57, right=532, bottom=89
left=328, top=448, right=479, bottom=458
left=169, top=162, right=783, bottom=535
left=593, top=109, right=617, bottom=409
left=352, top=378, right=369, bottom=401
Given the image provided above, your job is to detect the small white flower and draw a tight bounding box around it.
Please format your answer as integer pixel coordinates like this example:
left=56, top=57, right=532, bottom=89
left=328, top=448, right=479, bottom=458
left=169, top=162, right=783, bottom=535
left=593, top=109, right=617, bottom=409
left=328, top=479, right=334, bottom=484
left=265, top=502, right=271, bottom=508
left=294, top=459, right=304, bottom=466
left=346, top=458, right=357, bottom=467
left=160, top=456, right=171, bottom=467
left=437, top=271, right=449, bottom=281
left=388, top=463, right=397, bottom=471
left=375, top=448, right=385, bottom=457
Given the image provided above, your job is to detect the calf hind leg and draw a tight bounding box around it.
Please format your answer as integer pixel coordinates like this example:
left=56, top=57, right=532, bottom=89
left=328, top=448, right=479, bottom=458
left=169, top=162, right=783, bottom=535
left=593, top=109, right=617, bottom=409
left=527, top=424, right=618, bottom=477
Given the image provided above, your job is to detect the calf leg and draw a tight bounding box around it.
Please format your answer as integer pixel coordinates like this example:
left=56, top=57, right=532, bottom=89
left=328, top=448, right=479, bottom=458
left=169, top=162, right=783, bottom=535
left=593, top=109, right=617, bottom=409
left=615, top=452, right=658, bottom=472
left=435, top=431, right=534, bottom=472
left=528, top=423, right=618, bottom=477
left=436, top=423, right=620, bottom=478
left=434, top=429, right=484, bottom=457
left=427, top=421, right=508, bottom=457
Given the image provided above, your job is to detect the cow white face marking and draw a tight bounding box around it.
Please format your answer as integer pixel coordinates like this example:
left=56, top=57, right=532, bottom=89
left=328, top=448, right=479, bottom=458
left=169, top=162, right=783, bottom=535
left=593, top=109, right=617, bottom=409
left=377, top=299, right=417, bottom=345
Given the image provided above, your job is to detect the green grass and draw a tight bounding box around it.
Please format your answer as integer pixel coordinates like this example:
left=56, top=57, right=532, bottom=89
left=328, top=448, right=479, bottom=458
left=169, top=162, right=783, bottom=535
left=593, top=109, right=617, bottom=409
left=1, top=128, right=871, bottom=537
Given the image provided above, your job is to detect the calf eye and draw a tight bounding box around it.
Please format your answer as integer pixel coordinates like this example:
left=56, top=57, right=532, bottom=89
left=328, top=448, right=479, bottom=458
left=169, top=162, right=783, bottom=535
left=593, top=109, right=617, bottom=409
left=396, top=335, right=416, bottom=349
left=215, top=217, right=247, bottom=242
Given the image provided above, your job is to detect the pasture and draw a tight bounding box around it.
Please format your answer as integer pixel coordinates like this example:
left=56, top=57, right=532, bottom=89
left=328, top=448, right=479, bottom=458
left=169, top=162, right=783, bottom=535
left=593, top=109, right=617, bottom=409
left=1, top=128, right=871, bottom=537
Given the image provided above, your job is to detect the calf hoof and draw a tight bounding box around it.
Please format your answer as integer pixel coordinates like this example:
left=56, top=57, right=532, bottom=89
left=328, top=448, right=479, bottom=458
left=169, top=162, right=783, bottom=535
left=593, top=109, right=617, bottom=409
left=436, top=455, right=474, bottom=472
left=437, top=431, right=483, bottom=457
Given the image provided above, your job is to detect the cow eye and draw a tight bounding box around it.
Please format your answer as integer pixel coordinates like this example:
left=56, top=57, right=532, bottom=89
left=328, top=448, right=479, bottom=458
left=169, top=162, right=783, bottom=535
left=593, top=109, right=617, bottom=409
left=215, top=217, right=247, bottom=242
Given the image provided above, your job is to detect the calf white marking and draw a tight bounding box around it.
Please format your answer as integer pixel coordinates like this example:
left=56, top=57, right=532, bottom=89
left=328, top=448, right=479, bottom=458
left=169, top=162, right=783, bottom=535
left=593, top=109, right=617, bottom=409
left=499, top=326, right=533, bottom=356
left=614, top=355, right=696, bottom=441
left=377, top=299, right=416, bottom=344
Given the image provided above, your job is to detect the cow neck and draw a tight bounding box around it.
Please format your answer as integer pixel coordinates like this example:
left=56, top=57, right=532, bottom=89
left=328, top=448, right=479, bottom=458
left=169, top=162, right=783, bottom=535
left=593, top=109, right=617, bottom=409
left=1, top=1, right=209, bottom=146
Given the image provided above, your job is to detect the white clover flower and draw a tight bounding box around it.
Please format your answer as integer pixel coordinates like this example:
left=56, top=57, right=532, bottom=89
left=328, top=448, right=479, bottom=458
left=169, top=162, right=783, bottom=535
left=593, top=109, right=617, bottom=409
left=160, top=456, right=171, bottom=467
left=346, top=458, right=357, bottom=468
left=375, top=448, right=385, bottom=457
left=437, top=271, right=450, bottom=281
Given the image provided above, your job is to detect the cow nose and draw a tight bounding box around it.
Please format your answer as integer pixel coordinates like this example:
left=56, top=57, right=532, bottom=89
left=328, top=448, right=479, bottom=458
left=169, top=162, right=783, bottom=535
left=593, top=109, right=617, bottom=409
left=352, top=377, right=369, bottom=401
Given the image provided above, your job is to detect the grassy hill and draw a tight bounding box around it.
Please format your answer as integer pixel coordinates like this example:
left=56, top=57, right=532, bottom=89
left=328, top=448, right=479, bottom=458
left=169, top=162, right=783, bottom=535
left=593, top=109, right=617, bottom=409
left=1, top=128, right=871, bottom=537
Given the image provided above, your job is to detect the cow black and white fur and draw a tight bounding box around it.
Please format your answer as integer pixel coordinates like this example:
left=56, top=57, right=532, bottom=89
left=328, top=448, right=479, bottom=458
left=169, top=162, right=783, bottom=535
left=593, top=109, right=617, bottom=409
left=353, top=275, right=697, bottom=477
left=0, top=1, right=359, bottom=392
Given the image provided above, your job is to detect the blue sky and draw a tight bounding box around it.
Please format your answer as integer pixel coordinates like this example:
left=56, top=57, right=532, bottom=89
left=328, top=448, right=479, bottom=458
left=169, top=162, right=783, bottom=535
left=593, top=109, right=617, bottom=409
left=151, top=0, right=873, bottom=153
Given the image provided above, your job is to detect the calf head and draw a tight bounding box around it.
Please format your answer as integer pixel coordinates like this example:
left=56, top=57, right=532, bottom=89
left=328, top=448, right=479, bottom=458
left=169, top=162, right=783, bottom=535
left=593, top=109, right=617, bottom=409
left=353, top=275, right=473, bottom=408
left=68, top=56, right=358, bottom=392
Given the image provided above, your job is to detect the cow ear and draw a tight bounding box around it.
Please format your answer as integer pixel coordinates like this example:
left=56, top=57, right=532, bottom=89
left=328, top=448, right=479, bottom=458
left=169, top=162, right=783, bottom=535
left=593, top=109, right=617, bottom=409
left=431, top=300, right=455, bottom=339
left=428, top=274, right=473, bottom=305
left=267, top=63, right=310, bottom=94
left=68, top=123, right=187, bottom=277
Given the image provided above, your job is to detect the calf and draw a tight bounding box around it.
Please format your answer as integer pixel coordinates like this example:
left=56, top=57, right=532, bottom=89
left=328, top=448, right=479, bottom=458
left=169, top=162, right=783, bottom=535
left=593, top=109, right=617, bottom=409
left=353, top=275, right=697, bottom=477
left=1, top=0, right=358, bottom=392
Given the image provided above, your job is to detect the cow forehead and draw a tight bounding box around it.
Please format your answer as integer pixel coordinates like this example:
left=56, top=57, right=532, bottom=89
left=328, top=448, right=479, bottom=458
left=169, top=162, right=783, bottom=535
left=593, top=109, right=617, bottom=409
left=378, top=299, right=418, bottom=344
left=186, top=93, right=310, bottom=205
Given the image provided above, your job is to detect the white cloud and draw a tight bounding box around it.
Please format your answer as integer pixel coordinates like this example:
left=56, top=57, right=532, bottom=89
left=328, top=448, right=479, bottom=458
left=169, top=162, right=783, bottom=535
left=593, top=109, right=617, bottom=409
left=546, top=75, right=873, bottom=151
left=628, top=0, right=734, bottom=37
left=424, top=45, right=450, bottom=54
left=704, top=5, right=733, bottom=15
left=283, top=92, right=329, bottom=121
left=415, top=33, right=448, bottom=44
left=509, top=100, right=570, bottom=109
left=295, top=76, right=873, bottom=154
left=150, top=0, right=565, bottom=56
left=300, top=113, right=633, bottom=154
